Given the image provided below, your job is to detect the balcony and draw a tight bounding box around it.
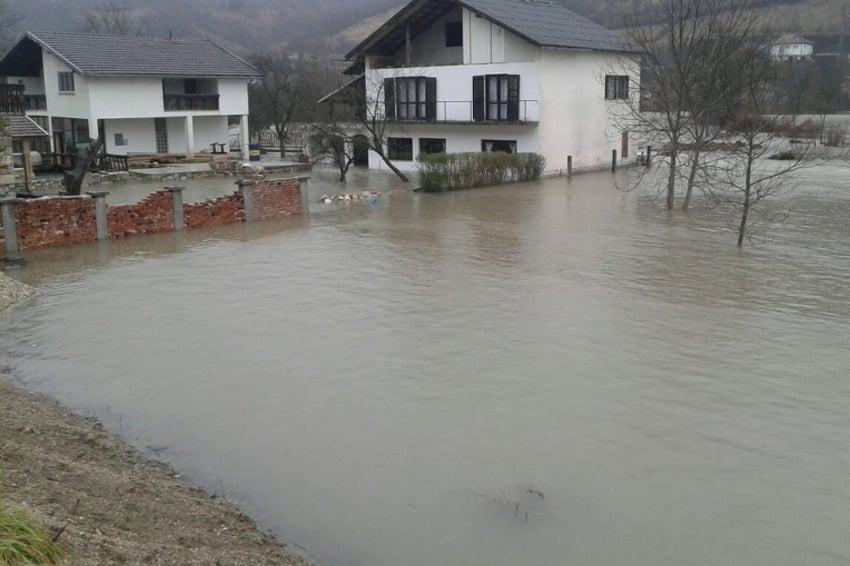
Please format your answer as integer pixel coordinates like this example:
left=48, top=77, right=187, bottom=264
left=389, top=99, right=539, bottom=124
left=24, top=94, right=47, bottom=111
left=0, top=84, right=25, bottom=115
left=163, top=94, right=220, bottom=112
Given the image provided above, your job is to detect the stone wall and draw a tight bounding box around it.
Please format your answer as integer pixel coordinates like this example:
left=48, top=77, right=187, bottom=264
left=1, top=177, right=307, bottom=256
left=0, top=121, right=15, bottom=198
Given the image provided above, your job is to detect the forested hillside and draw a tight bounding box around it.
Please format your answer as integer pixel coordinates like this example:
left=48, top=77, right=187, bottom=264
left=1, top=0, right=847, bottom=56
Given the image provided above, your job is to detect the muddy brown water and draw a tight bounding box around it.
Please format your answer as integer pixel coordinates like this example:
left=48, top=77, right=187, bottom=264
left=2, top=165, right=850, bottom=566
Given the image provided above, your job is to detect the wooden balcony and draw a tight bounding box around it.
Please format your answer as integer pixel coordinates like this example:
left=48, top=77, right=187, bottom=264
left=163, top=93, right=220, bottom=112
left=0, top=84, right=25, bottom=115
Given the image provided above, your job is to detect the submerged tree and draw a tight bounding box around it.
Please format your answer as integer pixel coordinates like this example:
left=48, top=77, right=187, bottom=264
left=249, top=53, right=300, bottom=158
left=618, top=0, right=759, bottom=209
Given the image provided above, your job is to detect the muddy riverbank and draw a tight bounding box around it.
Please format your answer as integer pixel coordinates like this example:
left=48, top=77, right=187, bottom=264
left=0, top=379, right=308, bottom=566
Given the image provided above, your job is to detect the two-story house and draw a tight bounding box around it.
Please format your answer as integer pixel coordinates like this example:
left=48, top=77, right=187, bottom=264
left=340, top=0, right=640, bottom=173
left=0, top=31, right=262, bottom=160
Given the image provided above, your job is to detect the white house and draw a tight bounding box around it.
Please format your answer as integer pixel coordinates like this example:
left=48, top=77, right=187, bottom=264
left=337, top=0, right=640, bottom=173
left=770, top=34, right=814, bottom=61
left=0, top=31, right=262, bottom=160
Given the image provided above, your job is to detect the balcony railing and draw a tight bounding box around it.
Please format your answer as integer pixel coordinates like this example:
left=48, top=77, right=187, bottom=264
left=24, top=94, right=47, bottom=111
left=388, top=100, right=540, bottom=124
left=0, top=84, right=25, bottom=114
left=164, top=93, right=220, bottom=111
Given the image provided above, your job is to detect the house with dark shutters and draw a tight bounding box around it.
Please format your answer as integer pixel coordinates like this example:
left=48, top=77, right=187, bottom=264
left=0, top=31, right=261, bottom=160
left=342, top=0, right=640, bottom=173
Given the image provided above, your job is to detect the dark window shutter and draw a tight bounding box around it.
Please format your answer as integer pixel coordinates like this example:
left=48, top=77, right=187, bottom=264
left=507, top=75, right=520, bottom=121
left=425, top=77, right=437, bottom=121
left=472, top=75, right=485, bottom=121
left=384, top=78, right=396, bottom=120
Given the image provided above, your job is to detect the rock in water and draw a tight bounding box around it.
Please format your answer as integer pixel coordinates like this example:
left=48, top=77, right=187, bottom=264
left=0, top=271, right=35, bottom=312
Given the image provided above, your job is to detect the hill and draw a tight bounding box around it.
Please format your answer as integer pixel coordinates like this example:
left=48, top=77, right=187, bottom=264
left=1, top=0, right=848, bottom=57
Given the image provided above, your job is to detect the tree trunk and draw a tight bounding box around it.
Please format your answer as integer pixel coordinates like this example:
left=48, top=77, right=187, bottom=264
left=737, top=155, right=754, bottom=247
left=370, top=139, right=409, bottom=182
left=682, top=149, right=700, bottom=210
left=63, top=135, right=104, bottom=196
left=666, top=149, right=677, bottom=210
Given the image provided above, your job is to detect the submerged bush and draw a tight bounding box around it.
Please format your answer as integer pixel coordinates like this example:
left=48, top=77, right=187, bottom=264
left=0, top=507, right=66, bottom=565
left=418, top=152, right=546, bottom=192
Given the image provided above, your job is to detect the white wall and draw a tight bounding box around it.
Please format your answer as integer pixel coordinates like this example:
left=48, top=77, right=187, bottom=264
left=391, top=6, right=464, bottom=67
left=536, top=50, right=640, bottom=171
left=42, top=52, right=91, bottom=120
left=463, top=8, right=537, bottom=64
left=87, top=77, right=165, bottom=119
left=192, top=116, right=229, bottom=152
left=103, top=118, right=157, bottom=154
left=368, top=62, right=540, bottom=122
left=369, top=122, right=539, bottom=172
left=218, top=79, right=250, bottom=116
left=166, top=117, right=187, bottom=154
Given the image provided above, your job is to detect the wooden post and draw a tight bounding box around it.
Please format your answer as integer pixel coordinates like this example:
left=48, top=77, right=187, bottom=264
left=646, top=146, right=652, bottom=168
left=567, top=155, right=572, bottom=178
left=612, top=149, right=617, bottom=173
left=21, top=140, right=33, bottom=193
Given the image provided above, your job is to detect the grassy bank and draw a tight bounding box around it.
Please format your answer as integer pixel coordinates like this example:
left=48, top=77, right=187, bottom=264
left=0, top=381, right=308, bottom=566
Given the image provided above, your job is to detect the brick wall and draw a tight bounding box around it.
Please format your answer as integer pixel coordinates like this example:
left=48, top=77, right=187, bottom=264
left=1, top=177, right=306, bottom=256
left=184, top=193, right=244, bottom=229
left=14, top=197, right=97, bottom=250
left=108, top=190, right=174, bottom=239
left=251, top=178, right=303, bottom=220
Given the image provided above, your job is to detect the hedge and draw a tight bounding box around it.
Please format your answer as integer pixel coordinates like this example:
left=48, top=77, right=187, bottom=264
left=418, top=152, right=546, bottom=192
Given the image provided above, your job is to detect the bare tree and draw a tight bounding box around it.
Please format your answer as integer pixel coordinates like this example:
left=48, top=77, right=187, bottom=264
left=83, top=0, right=145, bottom=36
left=310, top=123, right=356, bottom=183
left=249, top=53, right=300, bottom=158
left=705, top=44, right=813, bottom=247
left=618, top=0, right=758, bottom=209
left=354, top=75, right=409, bottom=182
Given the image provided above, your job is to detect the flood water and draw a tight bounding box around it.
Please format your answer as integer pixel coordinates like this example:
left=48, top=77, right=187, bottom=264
left=2, top=165, right=850, bottom=566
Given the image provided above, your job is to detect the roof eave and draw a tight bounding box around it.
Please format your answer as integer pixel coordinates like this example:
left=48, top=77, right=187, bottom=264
left=26, top=31, right=86, bottom=75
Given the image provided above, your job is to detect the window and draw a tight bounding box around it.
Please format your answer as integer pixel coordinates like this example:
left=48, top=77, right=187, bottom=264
left=388, top=137, right=413, bottom=160
left=58, top=71, right=75, bottom=93
left=472, top=75, right=520, bottom=121
left=445, top=22, right=463, bottom=47
left=481, top=140, right=517, bottom=154
left=419, top=138, right=446, bottom=156
left=114, top=133, right=127, bottom=146
left=384, top=77, right=436, bottom=121
left=605, top=75, right=629, bottom=100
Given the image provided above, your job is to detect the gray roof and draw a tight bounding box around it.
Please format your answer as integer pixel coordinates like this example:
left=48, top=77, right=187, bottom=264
left=347, top=0, right=636, bottom=59
left=460, top=0, right=634, bottom=52
left=773, top=33, right=813, bottom=46
left=19, top=31, right=262, bottom=78
left=5, top=115, right=49, bottom=139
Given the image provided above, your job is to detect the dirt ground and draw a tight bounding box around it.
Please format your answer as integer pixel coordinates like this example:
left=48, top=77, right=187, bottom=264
left=0, top=381, right=308, bottom=566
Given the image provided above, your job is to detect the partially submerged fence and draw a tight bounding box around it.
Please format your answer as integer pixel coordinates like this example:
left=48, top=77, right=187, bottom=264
left=0, top=177, right=309, bottom=261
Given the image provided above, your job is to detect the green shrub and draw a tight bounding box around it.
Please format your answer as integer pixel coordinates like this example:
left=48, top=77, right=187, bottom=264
left=418, top=152, right=546, bottom=192
left=0, top=507, right=66, bottom=565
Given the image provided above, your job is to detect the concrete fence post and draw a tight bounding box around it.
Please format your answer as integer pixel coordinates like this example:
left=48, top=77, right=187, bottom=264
left=646, top=146, right=653, bottom=168
left=237, top=180, right=255, bottom=222
left=86, top=190, right=110, bottom=241
left=166, top=186, right=185, bottom=231
left=298, top=176, right=310, bottom=215
left=567, top=155, right=573, bottom=179
left=0, top=198, right=21, bottom=262
left=612, top=150, right=617, bottom=173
